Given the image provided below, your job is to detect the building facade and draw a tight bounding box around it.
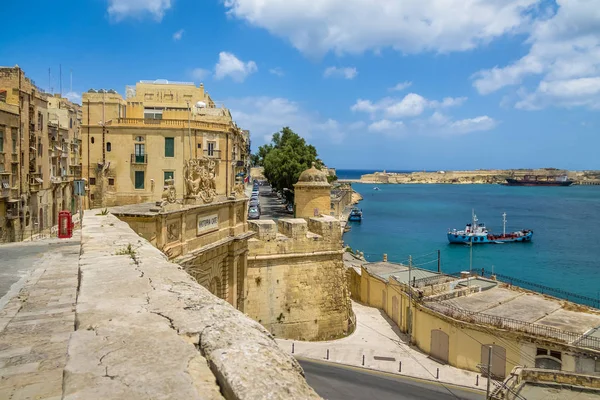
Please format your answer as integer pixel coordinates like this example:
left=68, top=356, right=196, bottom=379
left=81, top=79, right=250, bottom=208
left=0, top=66, right=81, bottom=242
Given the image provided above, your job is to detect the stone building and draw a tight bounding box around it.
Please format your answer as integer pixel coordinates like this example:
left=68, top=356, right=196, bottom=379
left=0, top=66, right=81, bottom=242
left=81, top=79, right=250, bottom=208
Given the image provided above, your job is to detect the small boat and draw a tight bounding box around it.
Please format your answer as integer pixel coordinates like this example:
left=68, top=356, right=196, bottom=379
left=448, top=211, right=532, bottom=244
left=373, top=187, right=380, bottom=191
left=348, top=207, right=363, bottom=222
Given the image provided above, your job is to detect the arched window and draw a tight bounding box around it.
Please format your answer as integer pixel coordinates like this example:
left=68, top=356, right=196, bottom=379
left=135, top=136, right=145, bottom=142
left=106, top=142, right=112, bottom=152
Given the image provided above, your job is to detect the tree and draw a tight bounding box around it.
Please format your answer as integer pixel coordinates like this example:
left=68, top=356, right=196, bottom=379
left=261, top=127, right=319, bottom=194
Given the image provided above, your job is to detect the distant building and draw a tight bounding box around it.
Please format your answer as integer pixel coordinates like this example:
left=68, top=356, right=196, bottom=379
left=0, top=66, right=81, bottom=242
left=81, top=79, right=250, bottom=208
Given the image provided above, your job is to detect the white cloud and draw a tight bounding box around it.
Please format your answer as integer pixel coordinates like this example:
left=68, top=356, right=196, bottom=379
left=473, top=0, right=600, bottom=109
left=324, top=66, right=358, bottom=80
left=173, top=29, right=184, bottom=41
left=227, top=97, right=350, bottom=145
left=447, top=116, right=497, bottom=134
left=64, top=91, right=81, bottom=104
left=214, top=52, right=258, bottom=82
left=191, top=68, right=210, bottom=82
left=368, top=119, right=404, bottom=134
left=389, top=81, right=412, bottom=92
left=269, top=67, right=284, bottom=77
left=223, top=0, right=538, bottom=56
left=352, top=93, right=468, bottom=118
left=107, top=0, right=172, bottom=21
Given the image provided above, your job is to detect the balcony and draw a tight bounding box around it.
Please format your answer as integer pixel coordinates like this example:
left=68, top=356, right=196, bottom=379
left=29, top=173, right=43, bottom=192
left=203, top=149, right=221, bottom=159
left=108, top=118, right=231, bottom=133
left=131, top=154, right=148, bottom=164
left=5, top=208, right=19, bottom=219
left=50, top=176, right=62, bottom=184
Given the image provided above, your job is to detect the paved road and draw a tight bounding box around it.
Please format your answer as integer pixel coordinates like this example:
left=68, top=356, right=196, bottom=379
left=298, top=358, right=485, bottom=400
left=257, top=185, right=293, bottom=220
left=0, top=239, right=78, bottom=301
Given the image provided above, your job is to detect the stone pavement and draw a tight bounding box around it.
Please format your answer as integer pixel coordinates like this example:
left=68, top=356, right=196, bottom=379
left=0, top=234, right=81, bottom=400
left=277, top=301, right=487, bottom=392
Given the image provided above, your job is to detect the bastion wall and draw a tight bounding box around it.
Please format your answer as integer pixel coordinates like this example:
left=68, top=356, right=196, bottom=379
left=246, top=216, right=352, bottom=341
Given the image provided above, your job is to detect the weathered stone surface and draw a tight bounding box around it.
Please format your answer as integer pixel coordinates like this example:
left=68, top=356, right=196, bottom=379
left=65, top=211, right=320, bottom=400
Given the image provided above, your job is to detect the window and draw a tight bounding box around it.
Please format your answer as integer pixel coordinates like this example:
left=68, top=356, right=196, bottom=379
left=69, top=118, right=72, bottom=129
left=164, top=171, right=174, bottom=185
left=164, top=137, right=174, bottom=157
left=135, top=136, right=144, bottom=142
left=0, top=129, right=3, bottom=152
left=134, top=171, right=145, bottom=189
left=38, top=142, right=42, bottom=157
left=37, top=112, right=43, bottom=131
left=596, top=360, right=600, bottom=373
left=134, top=143, right=145, bottom=163
left=207, top=141, right=216, bottom=156
left=108, top=178, right=115, bottom=186
left=106, top=142, right=112, bottom=152
left=89, top=177, right=96, bottom=185
left=91, top=137, right=95, bottom=144
left=197, top=143, right=201, bottom=149
left=90, top=194, right=95, bottom=201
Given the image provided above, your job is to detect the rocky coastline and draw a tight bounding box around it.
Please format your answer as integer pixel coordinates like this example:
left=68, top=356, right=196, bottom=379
left=353, top=169, right=600, bottom=185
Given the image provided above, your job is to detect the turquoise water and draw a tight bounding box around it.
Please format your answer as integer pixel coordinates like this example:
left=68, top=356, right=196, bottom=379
left=343, top=183, right=600, bottom=300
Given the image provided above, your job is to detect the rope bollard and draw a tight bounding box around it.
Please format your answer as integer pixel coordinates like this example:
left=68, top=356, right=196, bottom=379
left=326, top=349, right=329, bottom=360
left=399, top=361, right=402, bottom=372
left=436, top=368, right=439, bottom=379
left=292, top=342, right=294, bottom=354
left=476, top=375, right=479, bottom=386
left=362, top=355, right=365, bottom=366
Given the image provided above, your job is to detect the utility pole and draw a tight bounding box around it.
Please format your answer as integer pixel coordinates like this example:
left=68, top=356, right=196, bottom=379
left=408, top=255, right=412, bottom=336
left=486, top=345, right=493, bottom=399
left=437, top=249, right=441, bottom=273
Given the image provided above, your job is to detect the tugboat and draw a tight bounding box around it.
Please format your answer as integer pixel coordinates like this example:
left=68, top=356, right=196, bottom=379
left=348, top=207, right=363, bottom=222
left=448, top=211, right=532, bottom=244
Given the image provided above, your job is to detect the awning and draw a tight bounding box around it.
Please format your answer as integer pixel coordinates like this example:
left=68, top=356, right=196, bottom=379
left=34, top=178, right=43, bottom=184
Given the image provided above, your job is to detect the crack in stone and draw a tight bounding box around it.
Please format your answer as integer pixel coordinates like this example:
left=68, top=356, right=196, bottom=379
left=151, top=311, right=177, bottom=332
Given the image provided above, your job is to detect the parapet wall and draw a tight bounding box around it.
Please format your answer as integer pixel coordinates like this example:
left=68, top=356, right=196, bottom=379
left=246, top=217, right=351, bottom=341
left=65, top=212, right=320, bottom=400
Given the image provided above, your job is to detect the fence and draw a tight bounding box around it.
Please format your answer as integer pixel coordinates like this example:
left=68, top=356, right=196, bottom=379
left=445, top=271, right=600, bottom=309
left=424, top=301, right=600, bottom=351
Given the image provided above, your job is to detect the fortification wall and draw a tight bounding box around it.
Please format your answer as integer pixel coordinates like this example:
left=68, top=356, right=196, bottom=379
left=66, top=212, right=320, bottom=400
left=246, top=217, right=352, bottom=341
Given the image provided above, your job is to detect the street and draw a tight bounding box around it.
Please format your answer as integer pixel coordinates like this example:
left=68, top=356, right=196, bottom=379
left=0, top=238, right=79, bottom=302
left=299, top=358, right=485, bottom=400
left=256, top=184, right=292, bottom=220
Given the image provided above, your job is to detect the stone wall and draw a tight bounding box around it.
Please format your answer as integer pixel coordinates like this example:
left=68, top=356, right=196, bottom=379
left=245, top=217, right=352, bottom=341
left=66, top=212, right=321, bottom=399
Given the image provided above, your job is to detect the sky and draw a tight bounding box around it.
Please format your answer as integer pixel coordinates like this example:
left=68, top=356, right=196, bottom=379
left=1, top=0, right=599, bottom=170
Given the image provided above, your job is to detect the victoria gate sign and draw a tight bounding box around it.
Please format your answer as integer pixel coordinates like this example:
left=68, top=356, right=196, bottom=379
left=197, top=214, right=219, bottom=236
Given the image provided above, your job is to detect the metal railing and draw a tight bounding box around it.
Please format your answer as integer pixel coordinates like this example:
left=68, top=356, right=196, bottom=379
left=445, top=271, right=600, bottom=308
left=203, top=149, right=221, bottom=159
left=131, top=154, right=148, bottom=164
left=424, top=301, right=600, bottom=350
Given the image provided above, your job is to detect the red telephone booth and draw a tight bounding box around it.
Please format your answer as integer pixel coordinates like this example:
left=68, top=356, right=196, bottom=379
left=58, top=210, right=73, bottom=239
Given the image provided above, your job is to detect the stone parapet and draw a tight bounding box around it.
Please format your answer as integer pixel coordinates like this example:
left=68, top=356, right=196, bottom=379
left=64, top=211, right=320, bottom=400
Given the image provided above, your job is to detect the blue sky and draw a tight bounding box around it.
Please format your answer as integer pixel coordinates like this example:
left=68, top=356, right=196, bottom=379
left=2, top=0, right=599, bottom=170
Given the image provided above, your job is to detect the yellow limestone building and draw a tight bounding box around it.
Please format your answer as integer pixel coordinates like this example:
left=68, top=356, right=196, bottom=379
left=81, top=79, right=250, bottom=208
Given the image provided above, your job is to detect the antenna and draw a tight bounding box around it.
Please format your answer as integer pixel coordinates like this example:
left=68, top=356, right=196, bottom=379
left=502, top=212, right=507, bottom=236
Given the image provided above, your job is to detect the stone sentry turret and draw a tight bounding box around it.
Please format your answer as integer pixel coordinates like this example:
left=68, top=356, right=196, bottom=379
left=294, top=162, right=332, bottom=219
left=245, top=216, right=352, bottom=341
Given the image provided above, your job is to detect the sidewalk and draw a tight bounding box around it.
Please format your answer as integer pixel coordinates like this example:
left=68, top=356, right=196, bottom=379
left=0, top=234, right=81, bottom=400
left=277, top=301, right=486, bottom=391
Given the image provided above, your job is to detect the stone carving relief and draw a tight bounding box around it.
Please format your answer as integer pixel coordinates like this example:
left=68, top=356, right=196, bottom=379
left=161, top=178, right=177, bottom=204
left=184, top=158, right=218, bottom=203
left=234, top=182, right=245, bottom=198
left=167, top=221, right=180, bottom=243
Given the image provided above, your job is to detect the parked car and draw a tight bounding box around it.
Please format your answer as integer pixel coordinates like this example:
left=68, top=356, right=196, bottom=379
left=249, top=198, right=260, bottom=211
left=286, top=203, right=294, bottom=213
left=248, top=206, right=260, bottom=220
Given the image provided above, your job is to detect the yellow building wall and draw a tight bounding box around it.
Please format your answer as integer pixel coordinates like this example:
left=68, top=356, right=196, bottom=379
left=294, top=186, right=332, bottom=219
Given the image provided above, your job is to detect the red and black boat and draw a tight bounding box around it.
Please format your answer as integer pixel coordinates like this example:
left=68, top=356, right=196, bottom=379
left=505, top=175, right=573, bottom=187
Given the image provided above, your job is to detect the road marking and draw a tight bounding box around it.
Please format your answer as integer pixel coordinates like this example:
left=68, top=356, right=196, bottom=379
left=296, top=356, right=486, bottom=395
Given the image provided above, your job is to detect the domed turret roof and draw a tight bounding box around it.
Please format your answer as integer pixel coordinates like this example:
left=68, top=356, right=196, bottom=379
left=296, top=162, right=330, bottom=186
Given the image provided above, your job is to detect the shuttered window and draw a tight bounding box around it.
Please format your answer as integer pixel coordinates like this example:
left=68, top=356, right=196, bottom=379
left=165, top=137, right=174, bottom=157
left=134, top=171, right=145, bottom=189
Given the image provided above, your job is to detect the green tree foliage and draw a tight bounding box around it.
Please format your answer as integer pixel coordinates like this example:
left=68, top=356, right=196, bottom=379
left=261, top=127, right=319, bottom=193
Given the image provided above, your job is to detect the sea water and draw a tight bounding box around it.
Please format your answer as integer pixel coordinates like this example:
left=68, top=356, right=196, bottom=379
left=342, top=180, right=600, bottom=299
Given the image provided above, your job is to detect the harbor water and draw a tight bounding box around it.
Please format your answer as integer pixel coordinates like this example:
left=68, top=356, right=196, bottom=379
left=341, top=179, right=600, bottom=300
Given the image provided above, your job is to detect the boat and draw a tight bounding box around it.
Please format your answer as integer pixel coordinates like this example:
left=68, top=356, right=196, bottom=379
left=505, top=175, right=573, bottom=187
left=448, top=211, right=532, bottom=244
left=373, top=187, right=380, bottom=191
left=348, top=207, right=363, bottom=222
